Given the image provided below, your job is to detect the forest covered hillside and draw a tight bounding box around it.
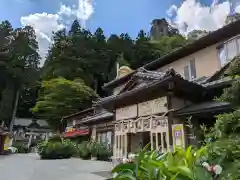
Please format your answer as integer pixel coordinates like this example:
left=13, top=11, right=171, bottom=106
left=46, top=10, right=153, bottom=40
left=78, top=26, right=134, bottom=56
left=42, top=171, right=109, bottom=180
left=0, top=19, right=189, bottom=130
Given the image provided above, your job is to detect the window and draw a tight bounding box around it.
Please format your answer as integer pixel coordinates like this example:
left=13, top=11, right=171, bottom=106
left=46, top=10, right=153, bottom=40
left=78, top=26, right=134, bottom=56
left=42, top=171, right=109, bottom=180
left=184, top=65, right=190, bottom=80
left=184, top=59, right=196, bottom=80
left=190, top=59, right=196, bottom=79
left=226, top=39, right=238, bottom=60
left=218, top=36, right=240, bottom=66
left=237, top=37, right=240, bottom=54
left=218, top=46, right=226, bottom=67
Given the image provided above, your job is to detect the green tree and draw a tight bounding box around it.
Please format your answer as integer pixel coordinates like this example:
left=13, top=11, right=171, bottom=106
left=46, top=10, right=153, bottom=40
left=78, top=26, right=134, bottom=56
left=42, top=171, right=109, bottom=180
left=150, top=35, right=188, bottom=55
left=42, top=20, right=187, bottom=97
left=0, top=21, right=40, bottom=128
left=205, top=56, right=240, bottom=178
left=32, top=78, right=98, bottom=130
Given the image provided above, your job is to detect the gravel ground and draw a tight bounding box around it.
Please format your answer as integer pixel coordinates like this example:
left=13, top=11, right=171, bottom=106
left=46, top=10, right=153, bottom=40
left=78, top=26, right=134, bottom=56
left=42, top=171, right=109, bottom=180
left=0, top=153, right=113, bottom=180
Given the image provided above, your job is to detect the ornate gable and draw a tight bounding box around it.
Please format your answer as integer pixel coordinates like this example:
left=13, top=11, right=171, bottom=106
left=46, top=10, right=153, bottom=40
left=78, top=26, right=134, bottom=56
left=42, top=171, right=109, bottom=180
left=118, top=68, right=177, bottom=94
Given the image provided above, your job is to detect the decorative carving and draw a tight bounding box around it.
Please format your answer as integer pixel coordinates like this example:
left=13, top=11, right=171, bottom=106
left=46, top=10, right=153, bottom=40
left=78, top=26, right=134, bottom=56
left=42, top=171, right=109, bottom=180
left=138, top=97, right=167, bottom=116
left=116, top=105, right=137, bottom=120
left=123, top=123, right=128, bottom=132
left=143, top=119, right=150, bottom=130
left=152, top=118, right=168, bottom=128
left=130, top=121, right=135, bottom=128
left=136, top=119, right=142, bottom=130
left=115, top=123, right=121, bottom=131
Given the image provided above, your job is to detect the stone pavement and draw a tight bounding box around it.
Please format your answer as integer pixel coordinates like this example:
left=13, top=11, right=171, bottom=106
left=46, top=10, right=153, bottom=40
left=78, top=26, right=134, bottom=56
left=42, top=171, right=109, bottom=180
left=0, top=154, right=113, bottom=180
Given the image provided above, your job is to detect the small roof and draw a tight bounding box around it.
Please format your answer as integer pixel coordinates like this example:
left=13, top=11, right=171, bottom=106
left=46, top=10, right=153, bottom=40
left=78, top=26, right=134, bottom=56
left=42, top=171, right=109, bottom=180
left=103, top=19, right=240, bottom=90
left=80, top=111, right=113, bottom=124
left=62, top=107, right=94, bottom=120
left=97, top=68, right=205, bottom=108
left=174, top=101, right=231, bottom=116
left=14, top=118, right=48, bottom=127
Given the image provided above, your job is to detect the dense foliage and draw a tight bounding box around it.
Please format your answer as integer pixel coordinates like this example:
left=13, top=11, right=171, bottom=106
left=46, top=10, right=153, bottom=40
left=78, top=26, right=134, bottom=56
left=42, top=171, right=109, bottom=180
left=0, top=20, right=40, bottom=127
left=0, top=18, right=187, bottom=130
left=12, top=142, right=28, bottom=153
left=32, top=77, right=98, bottom=130
left=37, top=139, right=76, bottom=159
left=202, top=56, right=240, bottom=179
left=111, top=146, right=224, bottom=180
left=78, top=141, right=112, bottom=161
left=42, top=19, right=187, bottom=97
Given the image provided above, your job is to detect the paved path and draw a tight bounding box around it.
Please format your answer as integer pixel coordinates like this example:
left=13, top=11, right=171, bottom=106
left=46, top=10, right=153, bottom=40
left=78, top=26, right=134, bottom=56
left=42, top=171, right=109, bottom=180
left=0, top=154, right=113, bottom=180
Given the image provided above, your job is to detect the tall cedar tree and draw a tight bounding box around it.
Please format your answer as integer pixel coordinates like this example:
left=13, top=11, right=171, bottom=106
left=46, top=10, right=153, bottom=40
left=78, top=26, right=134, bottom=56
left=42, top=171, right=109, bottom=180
left=42, top=19, right=187, bottom=97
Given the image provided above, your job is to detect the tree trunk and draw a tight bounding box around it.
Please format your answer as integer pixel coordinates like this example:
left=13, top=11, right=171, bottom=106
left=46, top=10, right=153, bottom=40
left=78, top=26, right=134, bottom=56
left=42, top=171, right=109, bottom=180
left=0, top=81, right=15, bottom=128
left=9, top=90, right=20, bottom=133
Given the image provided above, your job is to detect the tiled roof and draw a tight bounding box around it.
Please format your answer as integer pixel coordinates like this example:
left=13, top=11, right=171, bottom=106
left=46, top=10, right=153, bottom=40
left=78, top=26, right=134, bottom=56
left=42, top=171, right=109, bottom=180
left=14, top=118, right=48, bottom=127
left=174, top=101, right=231, bottom=116
left=81, top=111, right=113, bottom=123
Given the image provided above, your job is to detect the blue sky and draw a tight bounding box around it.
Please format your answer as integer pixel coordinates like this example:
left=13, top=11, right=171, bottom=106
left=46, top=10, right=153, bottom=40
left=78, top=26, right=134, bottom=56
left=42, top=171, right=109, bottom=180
left=0, top=0, right=181, bottom=37
left=0, top=0, right=239, bottom=63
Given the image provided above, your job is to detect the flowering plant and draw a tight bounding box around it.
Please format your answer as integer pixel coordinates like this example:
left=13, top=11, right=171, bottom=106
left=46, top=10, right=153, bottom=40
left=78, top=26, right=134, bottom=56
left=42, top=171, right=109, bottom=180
left=202, top=162, right=223, bottom=180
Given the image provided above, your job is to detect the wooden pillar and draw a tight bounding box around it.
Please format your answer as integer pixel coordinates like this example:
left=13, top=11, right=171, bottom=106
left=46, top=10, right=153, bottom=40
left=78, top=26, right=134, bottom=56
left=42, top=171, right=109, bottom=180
left=114, top=135, right=117, bottom=159
left=167, top=86, right=174, bottom=150
left=121, top=134, right=124, bottom=158
left=156, top=132, right=159, bottom=150
left=150, top=132, right=153, bottom=150
left=117, top=135, right=120, bottom=158
left=124, top=134, right=127, bottom=157
left=161, top=132, right=164, bottom=152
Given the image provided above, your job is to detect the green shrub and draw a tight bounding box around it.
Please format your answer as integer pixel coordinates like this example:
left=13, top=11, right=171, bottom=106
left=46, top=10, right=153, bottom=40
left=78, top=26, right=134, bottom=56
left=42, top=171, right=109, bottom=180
left=48, top=135, right=62, bottom=143
left=37, top=139, right=76, bottom=159
left=77, top=141, right=112, bottom=161
left=12, top=143, right=27, bottom=153
left=78, top=141, right=91, bottom=159
left=89, top=141, right=99, bottom=157
left=97, top=143, right=112, bottom=161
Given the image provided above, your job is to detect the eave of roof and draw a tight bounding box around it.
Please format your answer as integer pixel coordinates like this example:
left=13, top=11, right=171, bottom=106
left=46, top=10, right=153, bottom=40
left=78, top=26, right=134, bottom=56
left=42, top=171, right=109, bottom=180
left=174, top=101, right=231, bottom=116
left=62, top=107, right=94, bottom=120
left=103, top=20, right=240, bottom=90
left=98, top=73, right=205, bottom=108
left=103, top=71, right=134, bottom=90
left=80, top=111, right=113, bottom=124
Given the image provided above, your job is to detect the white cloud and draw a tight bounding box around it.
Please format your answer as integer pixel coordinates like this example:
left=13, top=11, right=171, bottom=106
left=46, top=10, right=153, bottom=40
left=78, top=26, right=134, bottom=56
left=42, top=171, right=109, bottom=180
left=20, top=0, right=94, bottom=65
left=167, top=0, right=232, bottom=34
left=236, top=5, right=240, bottom=13
left=58, top=0, right=94, bottom=28
left=166, top=5, right=177, bottom=17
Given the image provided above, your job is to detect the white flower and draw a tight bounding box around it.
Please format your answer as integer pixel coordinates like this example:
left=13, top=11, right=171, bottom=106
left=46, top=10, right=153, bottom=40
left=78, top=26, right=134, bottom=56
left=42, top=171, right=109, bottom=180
left=128, top=153, right=135, bottom=159
left=213, top=165, right=222, bottom=175
left=122, top=158, right=128, bottom=164
left=202, top=162, right=210, bottom=168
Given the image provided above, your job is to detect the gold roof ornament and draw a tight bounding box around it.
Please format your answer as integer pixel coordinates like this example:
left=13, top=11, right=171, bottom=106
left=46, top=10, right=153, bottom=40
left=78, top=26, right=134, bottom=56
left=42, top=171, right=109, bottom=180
left=118, top=66, right=133, bottom=78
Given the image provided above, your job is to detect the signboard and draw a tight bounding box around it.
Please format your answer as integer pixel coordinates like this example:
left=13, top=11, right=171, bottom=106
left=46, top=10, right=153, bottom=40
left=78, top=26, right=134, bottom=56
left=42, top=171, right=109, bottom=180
left=172, top=124, right=185, bottom=151
left=116, top=104, right=137, bottom=120
left=138, top=97, right=167, bottom=116
left=63, top=126, right=89, bottom=138
left=4, top=136, right=10, bottom=151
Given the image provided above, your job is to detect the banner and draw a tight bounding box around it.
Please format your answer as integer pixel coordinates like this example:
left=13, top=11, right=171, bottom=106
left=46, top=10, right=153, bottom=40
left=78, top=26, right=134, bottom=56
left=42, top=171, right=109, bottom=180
left=172, top=124, right=185, bottom=151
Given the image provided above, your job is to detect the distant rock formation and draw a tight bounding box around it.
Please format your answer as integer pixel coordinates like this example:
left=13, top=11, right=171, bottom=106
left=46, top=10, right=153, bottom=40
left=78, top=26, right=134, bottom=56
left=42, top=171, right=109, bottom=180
left=187, top=30, right=209, bottom=41
left=150, top=18, right=179, bottom=40
left=225, top=13, right=240, bottom=25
